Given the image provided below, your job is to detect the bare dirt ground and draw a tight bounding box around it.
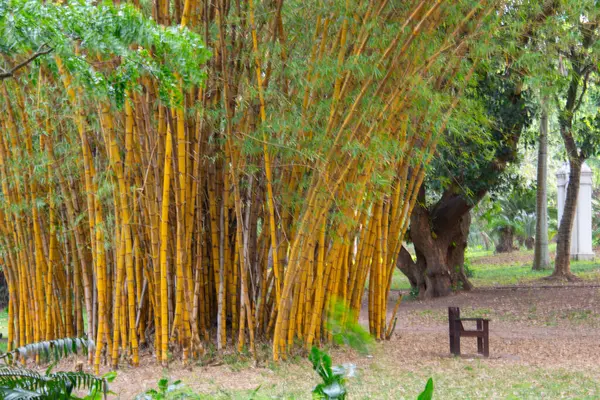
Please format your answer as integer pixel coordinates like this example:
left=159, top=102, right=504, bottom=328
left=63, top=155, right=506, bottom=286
left=88, top=283, right=600, bottom=399
left=394, top=286, right=600, bottom=368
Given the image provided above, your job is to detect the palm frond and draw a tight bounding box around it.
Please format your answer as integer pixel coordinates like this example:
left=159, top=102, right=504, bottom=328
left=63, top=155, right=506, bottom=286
left=0, top=337, right=93, bottom=364
left=48, top=370, right=106, bottom=395
left=0, top=337, right=106, bottom=399
left=0, top=366, right=107, bottom=398
left=0, top=386, right=44, bottom=400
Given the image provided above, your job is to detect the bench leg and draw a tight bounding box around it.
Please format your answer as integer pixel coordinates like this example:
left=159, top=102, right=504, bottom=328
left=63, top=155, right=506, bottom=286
left=449, top=308, right=460, bottom=356
left=449, top=329, right=459, bottom=355
left=477, top=320, right=483, bottom=354
left=482, top=320, right=489, bottom=357
left=450, top=332, right=461, bottom=356
left=452, top=320, right=461, bottom=356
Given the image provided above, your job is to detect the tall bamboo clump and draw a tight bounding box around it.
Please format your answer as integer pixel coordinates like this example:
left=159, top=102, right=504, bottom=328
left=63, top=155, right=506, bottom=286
left=0, top=0, right=499, bottom=371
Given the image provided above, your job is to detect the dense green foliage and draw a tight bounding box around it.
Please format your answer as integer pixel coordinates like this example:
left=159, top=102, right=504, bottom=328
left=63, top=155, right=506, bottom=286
left=326, top=298, right=373, bottom=355
left=430, top=69, right=535, bottom=205
left=481, top=184, right=537, bottom=245
left=0, top=0, right=209, bottom=101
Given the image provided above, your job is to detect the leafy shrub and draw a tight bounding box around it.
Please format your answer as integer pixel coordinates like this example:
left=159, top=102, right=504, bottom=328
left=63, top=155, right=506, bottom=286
left=0, top=365, right=113, bottom=400
left=408, top=286, right=420, bottom=300
left=309, top=346, right=350, bottom=400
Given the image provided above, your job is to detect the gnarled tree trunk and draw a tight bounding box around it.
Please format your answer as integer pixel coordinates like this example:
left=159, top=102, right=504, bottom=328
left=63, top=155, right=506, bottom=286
left=397, top=191, right=473, bottom=299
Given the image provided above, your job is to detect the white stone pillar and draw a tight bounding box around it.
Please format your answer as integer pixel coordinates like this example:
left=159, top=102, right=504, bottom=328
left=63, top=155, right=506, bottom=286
left=556, top=162, right=594, bottom=261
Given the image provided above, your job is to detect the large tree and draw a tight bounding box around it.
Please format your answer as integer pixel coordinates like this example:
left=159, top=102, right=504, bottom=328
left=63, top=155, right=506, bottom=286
left=397, top=70, right=534, bottom=298
left=396, top=0, right=565, bottom=298
left=551, top=18, right=600, bottom=279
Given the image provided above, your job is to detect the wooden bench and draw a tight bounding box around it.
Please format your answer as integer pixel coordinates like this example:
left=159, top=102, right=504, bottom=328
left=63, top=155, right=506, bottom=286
left=448, top=307, right=489, bottom=357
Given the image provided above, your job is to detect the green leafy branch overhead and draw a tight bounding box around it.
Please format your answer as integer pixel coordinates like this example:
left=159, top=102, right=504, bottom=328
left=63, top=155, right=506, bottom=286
left=0, top=0, right=210, bottom=104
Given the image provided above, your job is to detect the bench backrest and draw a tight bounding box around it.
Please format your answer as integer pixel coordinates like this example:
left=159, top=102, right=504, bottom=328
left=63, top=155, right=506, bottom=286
left=448, top=306, right=460, bottom=322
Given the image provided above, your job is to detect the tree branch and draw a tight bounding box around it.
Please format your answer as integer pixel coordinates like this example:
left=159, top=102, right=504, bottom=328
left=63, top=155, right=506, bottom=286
left=0, top=45, right=53, bottom=80
left=573, top=66, right=594, bottom=113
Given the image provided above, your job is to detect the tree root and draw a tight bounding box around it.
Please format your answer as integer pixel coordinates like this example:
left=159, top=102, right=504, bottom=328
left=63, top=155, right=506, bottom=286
left=543, top=273, right=582, bottom=282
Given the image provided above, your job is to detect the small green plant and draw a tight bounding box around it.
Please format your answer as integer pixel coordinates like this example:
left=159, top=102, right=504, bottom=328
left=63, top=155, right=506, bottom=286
left=409, top=286, right=420, bottom=300
left=0, top=366, right=115, bottom=400
left=326, top=298, right=373, bottom=355
left=308, top=298, right=371, bottom=399
left=135, top=377, right=201, bottom=400
left=417, top=378, right=434, bottom=400
left=451, top=280, right=464, bottom=292
left=309, top=346, right=349, bottom=400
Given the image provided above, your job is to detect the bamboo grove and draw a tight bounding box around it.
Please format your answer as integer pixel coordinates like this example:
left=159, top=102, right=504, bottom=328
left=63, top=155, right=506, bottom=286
left=0, top=0, right=500, bottom=372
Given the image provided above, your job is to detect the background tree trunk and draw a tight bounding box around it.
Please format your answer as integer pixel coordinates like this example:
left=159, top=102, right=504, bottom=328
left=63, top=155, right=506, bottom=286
left=495, top=227, right=515, bottom=253
left=552, top=47, right=594, bottom=280
left=553, top=159, right=581, bottom=279
left=533, top=104, right=551, bottom=270
left=482, top=232, right=492, bottom=250
left=525, top=237, right=535, bottom=250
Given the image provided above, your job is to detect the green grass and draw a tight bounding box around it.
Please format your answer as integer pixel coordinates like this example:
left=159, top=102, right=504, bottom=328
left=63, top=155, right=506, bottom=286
left=353, top=363, right=600, bottom=400
left=391, top=244, right=600, bottom=291
left=0, top=308, right=7, bottom=335
left=140, top=359, right=600, bottom=399
left=464, top=243, right=558, bottom=259
left=470, top=259, right=600, bottom=287
left=0, top=308, right=8, bottom=354
left=390, top=268, right=413, bottom=291
left=464, top=247, right=496, bottom=258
